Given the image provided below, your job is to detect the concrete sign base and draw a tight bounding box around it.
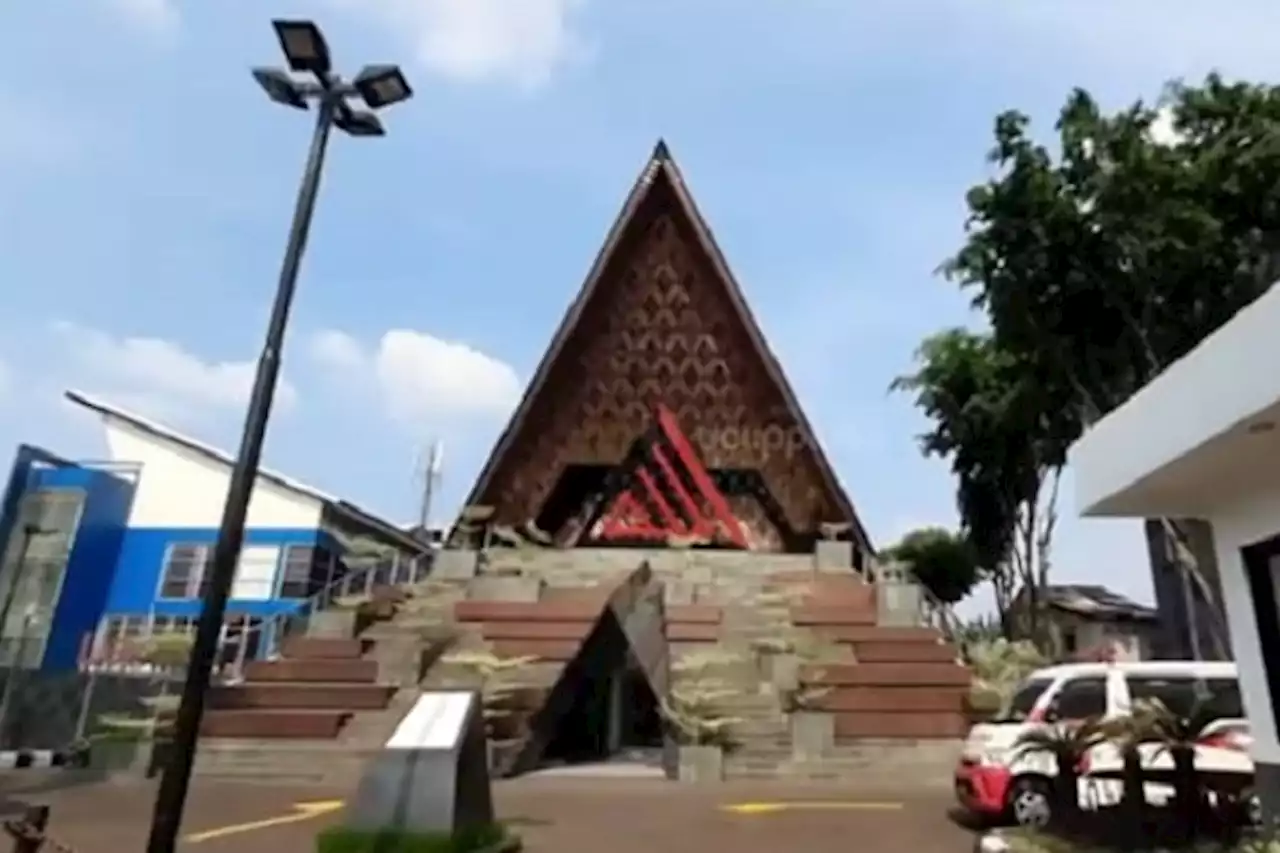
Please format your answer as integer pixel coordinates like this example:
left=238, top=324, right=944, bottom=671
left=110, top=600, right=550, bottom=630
left=346, top=690, right=495, bottom=835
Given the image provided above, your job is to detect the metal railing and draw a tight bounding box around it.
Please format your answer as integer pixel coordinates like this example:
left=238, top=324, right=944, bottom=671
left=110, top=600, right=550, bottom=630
left=82, top=550, right=430, bottom=683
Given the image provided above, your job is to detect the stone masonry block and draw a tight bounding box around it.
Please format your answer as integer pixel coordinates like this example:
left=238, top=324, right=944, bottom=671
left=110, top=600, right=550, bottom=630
left=790, top=712, right=835, bottom=761
left=307, top=610, right=359, bottom=639
left=433, top=549, right=480, bottom=580
left=876, top=582, right=923, bottom=627
left=814, top=540, right=853, bottom=572
left=663, top=581, right=696, bottom=606
left=466, top=576, right=544, bottom=602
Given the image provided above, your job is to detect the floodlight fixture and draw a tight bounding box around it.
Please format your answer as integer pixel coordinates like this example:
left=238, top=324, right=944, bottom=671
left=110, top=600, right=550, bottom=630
left=353, top=64, right=413, bottom=110
left=251, top=68, right=308, bottom=110
left=272, top=19, right=331, bottom=76
left=334, top=107, right=386, bottom=138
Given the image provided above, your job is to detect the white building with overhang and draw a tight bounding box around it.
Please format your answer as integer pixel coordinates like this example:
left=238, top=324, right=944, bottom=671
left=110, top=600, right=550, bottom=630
left=1069, top=283, right=1280, bottom=812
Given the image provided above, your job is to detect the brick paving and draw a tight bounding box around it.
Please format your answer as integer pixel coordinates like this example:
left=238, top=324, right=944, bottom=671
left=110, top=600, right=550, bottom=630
left=0, top=774, right=974, bottom=853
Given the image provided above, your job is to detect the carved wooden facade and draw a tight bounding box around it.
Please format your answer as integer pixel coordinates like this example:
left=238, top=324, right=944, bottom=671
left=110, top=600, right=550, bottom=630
left=461, top=142, right=870, bottom=554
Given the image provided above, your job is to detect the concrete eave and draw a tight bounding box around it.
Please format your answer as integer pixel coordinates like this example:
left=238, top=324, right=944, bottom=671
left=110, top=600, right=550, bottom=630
left=1069, top=283, right=1280, bottom=519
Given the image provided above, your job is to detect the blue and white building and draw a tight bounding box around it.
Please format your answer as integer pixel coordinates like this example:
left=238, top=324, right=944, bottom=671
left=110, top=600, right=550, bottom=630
left=0, top=390, right=432, bottom=672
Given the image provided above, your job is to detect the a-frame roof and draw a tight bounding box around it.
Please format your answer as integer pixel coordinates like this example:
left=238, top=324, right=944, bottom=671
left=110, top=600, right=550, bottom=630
left=460, top=140, right=873, bottom=552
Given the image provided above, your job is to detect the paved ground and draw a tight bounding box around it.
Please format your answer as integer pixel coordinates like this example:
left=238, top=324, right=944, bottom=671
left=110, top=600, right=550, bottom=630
left=0, top=774, right=974, bottom=853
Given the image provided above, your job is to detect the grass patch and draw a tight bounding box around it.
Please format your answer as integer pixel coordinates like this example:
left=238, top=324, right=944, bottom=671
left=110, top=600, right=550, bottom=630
left=315, top=822, right=517, bottom=853
left=1000, top=826, right=1280, bottom=853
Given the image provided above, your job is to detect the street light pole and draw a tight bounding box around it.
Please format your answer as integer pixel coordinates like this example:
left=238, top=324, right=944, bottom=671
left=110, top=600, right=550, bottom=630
left=144, top=21, right=412, bottom=853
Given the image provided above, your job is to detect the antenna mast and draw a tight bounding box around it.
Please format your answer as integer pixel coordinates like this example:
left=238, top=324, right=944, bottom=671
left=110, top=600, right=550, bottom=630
left=417, top=440, right=443, bottom=532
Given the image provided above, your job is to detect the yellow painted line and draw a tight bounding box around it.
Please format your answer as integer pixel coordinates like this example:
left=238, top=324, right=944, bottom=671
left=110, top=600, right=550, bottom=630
left=184, top=799, right=345, bottom=843
left=721, top=801, right=903, bottom=815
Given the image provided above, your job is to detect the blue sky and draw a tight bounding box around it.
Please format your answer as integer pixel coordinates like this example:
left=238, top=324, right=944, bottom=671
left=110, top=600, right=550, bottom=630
left=2, top=1, right=1276, bottom=613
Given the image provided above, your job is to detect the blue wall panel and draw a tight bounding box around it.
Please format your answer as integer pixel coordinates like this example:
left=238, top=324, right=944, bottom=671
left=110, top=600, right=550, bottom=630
left=39, top=466, right=134, bottom=671
left=106, top=527, right=327, bottom=618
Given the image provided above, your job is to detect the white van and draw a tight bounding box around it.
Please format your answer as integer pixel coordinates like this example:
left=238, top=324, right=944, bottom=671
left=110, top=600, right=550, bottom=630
left=953, top=660, right=1253, bottom=827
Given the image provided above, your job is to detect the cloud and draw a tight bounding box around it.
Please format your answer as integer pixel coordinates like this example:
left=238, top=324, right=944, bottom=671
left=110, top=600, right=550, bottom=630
left=310, top=328, right=520, bottom=428
left=353, top=0, right=588, bottom=88
left=105, top=0, right=179, bottom=39
left=52, top=321, right=298, bottom=422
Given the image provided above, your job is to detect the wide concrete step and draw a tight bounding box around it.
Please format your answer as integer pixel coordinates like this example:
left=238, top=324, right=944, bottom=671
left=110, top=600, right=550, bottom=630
left=280, top=636, right=370, bottom=660
left=833, top=711, right=967, bottom=738
left=853, top=641, right=958, bottom=663
left=801, top=662, right=969, bottom=687
left=244, top=658, right=380, bottom=683
left=201, top=709, right=350, bottom=739
left=815, top=686, right=967, bottom=713
left=193, top=740, right=375, bottom=785
left=209, top=683, right=396, bottom=711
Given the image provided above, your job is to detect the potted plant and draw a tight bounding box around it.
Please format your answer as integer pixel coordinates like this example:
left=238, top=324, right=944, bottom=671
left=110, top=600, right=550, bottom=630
left=90, top=631, right=191, bottom=778
left=438, top=649, right=541, bottom=774
left=1010, top=716, right=1109, bottom=831
left=783, top=675, right=833, bottom=761
left=965, top=682, right=1004, bottom=724
left=659, top=684, right=740, bottom=783
left=1126, top=697, right=1213, bottom=843
left=1098, top=714, right=1149, bottom=846
left=660, top=650, right=745, bottom=783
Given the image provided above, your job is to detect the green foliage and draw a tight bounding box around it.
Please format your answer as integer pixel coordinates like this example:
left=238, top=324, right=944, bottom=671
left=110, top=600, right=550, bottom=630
left=948, top=77, right=1280, bottom=426
left=892, top=331, right=1062, bottom=625
left=1014, top=718, right=1111, bottom=827
left=92, top=631, right=192, bottom=743
left=954, top=614, right=1005, bottom=648
left=1003, top=827, right=1280, bottom=853
left=439, top=651, right=540, bottom=732
left=662, top=650, right=745, bottom=746
left=882, top=526, right=982, bottom=605
left=315, top=822, right=513, bottom=853
left=964, top=636, right=1047, bottom=699
left=902, top=75, right=1280, bottom=638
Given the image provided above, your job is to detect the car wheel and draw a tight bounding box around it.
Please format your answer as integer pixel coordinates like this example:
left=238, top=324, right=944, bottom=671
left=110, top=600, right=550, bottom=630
left=1008, top=776, right=1053, bottom=829
left=1243, top=789, right=1264, bottom=827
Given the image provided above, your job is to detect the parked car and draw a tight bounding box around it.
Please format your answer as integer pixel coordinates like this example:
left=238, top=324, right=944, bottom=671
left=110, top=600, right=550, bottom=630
left=953, top=660, right=1251, bottom=827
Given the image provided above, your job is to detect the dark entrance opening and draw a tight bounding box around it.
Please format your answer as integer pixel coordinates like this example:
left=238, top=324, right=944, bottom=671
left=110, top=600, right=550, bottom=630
left=1243, top=534, right=1280, bottom=739
left=538, top=615, right=663, bottom=766
left=1242, top=533, right=1280, bottom=826
left=536, top=464, right=609, bottom=541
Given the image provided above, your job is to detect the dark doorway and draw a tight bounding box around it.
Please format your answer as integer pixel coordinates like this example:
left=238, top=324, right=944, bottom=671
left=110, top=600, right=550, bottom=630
left=613, top=656, right=664, bottom=762
left=541, top=660, right=613, bottom=764
left=538, top=649, right=662, bottom=765
left=536, top=464, right=610, bottom=539
left=506, top=565, right=671, bottom=776
left=1243, top=534, right=1280, bottom=738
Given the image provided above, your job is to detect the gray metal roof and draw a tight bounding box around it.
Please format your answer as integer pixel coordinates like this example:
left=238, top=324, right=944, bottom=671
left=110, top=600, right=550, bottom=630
left=1041, top=584, right=1158, bottom=621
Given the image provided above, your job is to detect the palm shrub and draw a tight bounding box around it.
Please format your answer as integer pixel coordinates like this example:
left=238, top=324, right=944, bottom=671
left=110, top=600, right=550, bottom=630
left=437, top=650, right=541, bottom=740
left=965, top=636, right=1049, bottom=720
left=1129, top=697, right=1210, bottom=842
left=1099, top=715, right=1149, bottom=843
left=662, top=650, right=746, bottom=747
left=1012, top=717, right=1110, bottom=830
left=91, top=631, right=192, bottom=774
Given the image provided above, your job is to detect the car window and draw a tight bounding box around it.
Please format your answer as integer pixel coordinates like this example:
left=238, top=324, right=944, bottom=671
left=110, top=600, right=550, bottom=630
left=1052, top=676, right=1107, bottom=719
left=1127, top=675, right=1243, bottom=722
left=1000, top=678, right=1054, bottom=722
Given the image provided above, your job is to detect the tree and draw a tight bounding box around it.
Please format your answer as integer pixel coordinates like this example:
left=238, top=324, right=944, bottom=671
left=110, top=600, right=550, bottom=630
left=882, top=526, right=981, bottom=605
left=892, top=330, right=1067, bottom=636
left=942, top=74, right=1280, bottom=657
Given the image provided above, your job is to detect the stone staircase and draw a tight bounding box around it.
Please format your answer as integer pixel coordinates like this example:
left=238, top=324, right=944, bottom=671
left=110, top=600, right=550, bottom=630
left=203, top=636, right=389, bottom=739
left=191, top=544, right=971, bottom=786
left=193, top=582, right=475, bottom=786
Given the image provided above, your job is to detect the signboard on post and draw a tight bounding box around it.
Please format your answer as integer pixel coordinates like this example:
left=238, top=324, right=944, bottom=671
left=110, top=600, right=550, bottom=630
left=346, top=690, right=495, bottom=835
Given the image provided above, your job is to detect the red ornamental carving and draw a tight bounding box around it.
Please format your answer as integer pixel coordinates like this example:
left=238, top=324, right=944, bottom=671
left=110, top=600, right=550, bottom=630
left=594, top=405, right=748, bottom=548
